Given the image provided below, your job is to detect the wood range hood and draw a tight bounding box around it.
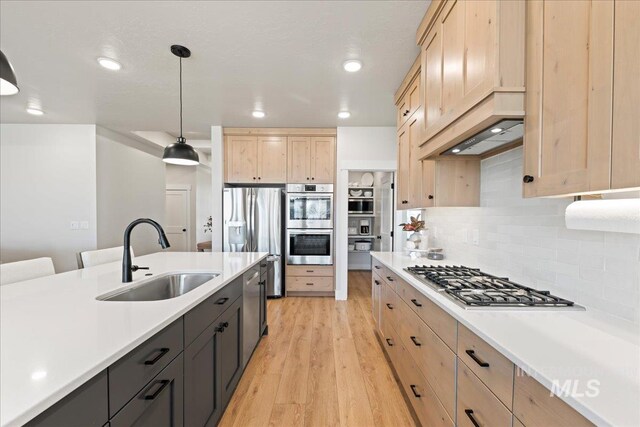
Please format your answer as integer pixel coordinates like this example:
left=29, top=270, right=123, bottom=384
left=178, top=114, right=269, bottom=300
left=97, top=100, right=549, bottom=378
left=411, top=0, right=526, bottom=160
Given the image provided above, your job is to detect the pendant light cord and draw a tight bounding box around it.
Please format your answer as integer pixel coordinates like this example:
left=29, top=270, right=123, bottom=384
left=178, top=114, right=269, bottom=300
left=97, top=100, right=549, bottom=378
left=179, top=57, right=183, bottom=139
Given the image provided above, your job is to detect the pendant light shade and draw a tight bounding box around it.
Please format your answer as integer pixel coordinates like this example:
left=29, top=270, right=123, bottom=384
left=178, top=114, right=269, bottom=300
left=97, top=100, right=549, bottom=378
left=0, top=50, right=19, bottom=96
left=162, top=45, right=199, bottom=166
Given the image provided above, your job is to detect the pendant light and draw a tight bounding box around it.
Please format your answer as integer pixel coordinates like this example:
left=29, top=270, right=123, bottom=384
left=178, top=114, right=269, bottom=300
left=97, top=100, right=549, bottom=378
left=162, top=45, right=199, bottom=166
left=0, top=50, right=19, bottom=96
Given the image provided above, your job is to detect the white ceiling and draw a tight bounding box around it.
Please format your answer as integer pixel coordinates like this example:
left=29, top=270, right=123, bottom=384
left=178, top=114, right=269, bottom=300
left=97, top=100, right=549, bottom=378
left=0, top=1, right=429, bottom=139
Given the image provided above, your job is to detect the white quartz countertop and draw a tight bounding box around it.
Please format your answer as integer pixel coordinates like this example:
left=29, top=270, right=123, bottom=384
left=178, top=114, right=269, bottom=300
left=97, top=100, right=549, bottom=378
left=371, top=252, right=640, bottom=427
left=0, top=251, right=267, bottom=427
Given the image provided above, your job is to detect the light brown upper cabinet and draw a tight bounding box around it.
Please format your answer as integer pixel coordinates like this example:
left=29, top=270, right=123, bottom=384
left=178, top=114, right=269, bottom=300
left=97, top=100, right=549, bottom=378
left=397, top=75, right=421, bottom=128
left=416, top=0, right=525, bottom=159
left=523, top=0, right=639, bottom=197
left=611, top=0, right=640, bottom=190
left=288, top=136, right=335, bottom=183
left=396, top=60, right=480, bottom=210
left=225, top=135, right=287, bottom=184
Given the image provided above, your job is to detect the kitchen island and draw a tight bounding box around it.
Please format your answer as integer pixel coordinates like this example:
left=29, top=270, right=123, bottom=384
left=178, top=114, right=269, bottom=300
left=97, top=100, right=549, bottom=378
left=0, top=251, right=267, bottom=427
left=371, top=252, right=640, bottom=427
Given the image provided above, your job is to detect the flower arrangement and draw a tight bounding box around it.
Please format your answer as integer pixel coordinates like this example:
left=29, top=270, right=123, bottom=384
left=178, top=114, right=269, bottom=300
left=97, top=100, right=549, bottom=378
left=399, top=214, right=425, bottom=232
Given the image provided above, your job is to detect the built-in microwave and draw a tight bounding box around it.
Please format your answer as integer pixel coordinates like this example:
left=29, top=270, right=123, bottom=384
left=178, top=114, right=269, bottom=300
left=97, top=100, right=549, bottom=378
left=348, top=198, right=374, bottom=214
left=287, top=229, right=333, bottom=265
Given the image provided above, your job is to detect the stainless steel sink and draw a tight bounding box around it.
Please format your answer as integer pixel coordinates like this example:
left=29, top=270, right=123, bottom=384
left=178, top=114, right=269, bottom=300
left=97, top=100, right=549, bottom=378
left=98, top=272, right=219, bottom=302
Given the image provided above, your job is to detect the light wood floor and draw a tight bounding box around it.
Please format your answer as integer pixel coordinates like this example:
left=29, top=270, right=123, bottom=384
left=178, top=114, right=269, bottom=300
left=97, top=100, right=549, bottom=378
left=218, top=270, right=416, bottom=427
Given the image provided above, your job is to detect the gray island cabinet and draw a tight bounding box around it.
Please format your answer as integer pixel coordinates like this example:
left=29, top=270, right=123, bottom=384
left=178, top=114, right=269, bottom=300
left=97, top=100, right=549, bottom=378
left=26, top=272, right=260, bottom=427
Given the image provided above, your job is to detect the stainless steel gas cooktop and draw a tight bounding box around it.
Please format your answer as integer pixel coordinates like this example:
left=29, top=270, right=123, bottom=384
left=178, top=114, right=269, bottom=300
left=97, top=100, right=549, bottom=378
left=405, top=265, right=584, bottom=310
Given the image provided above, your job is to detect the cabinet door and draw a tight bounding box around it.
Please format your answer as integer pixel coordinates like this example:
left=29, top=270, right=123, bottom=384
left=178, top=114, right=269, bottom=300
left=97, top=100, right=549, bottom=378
left=218, top=298, right=243, bottom=408
left=524, top=0, right=613, bottom=197
left=372, top=274, right=382, bottom=332
left=287, top=137, right=311, bottom=183
left=257, top=136, right=287, bottom=183
left=611, top=0, right=640, bottom=189
left=423, top=25, right=442, bottom=128
left=464, top=0, right=496, bottom=96
left=407, top=113, right=424, bottom=208
left=184, top=320, right=222, bottom=427
left=226, top=136, right=258, bottom=183
left=310, top=137, right=335, bottom=183
left=421, top=160, right=436, bottom=208
left=396, top=124, right=410, bottom=209
left=111, top=354, right=184, bottom=427
left=440, top=0, right=465, bottom=117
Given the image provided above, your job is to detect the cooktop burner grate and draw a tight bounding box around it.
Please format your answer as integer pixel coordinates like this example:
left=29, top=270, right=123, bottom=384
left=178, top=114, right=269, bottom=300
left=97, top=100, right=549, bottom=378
left=405, top=265, right=577, bottom=308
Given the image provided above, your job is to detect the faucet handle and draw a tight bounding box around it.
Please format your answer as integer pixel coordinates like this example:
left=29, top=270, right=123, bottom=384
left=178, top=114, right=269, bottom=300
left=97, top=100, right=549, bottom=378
left=131, top=265, right=150, bottom=272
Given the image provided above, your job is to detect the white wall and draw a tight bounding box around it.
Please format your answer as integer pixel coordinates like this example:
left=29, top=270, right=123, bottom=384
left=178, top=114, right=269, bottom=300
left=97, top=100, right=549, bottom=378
left=210, top=126, right=224, bottom=251
left=96, top=127, right=166, bottom=256
left=196, top=166, right=212, bottom=244
left=336, top=127, right=397, bottom=299
left=0, top=124, right=97, bottom=272
left=421, top=146, right=640, bottom=326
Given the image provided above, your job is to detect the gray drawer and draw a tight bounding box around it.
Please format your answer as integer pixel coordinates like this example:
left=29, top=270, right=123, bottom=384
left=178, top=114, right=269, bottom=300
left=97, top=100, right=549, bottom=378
left=110, top=353, right=184, bottom=427
left=184, top=276, right=242, bottom=346
left=109, top=318, right=183, bottom=417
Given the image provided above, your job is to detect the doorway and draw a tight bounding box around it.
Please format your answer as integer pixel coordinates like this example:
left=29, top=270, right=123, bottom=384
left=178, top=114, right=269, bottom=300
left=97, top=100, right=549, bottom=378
left=347, top=171, right=394, bottom=270
left=165, top=187, right=191, bottom=251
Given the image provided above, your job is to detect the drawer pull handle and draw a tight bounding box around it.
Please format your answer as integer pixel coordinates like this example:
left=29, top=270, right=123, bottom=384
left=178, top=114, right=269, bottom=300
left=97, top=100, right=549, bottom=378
left=374, top=265, right=381, bottom=270
left=143, top=379, right=170, bottom=400
left=215, top=297, right=229, bottom=305
left=386, top=303, right=394, bottom=310
left=465, top=409, right=481, bottom=427
left=306, top=270, right=314, bottom=273
left=144, top=348, right=170, bottom=365
left=385, top=338, right=394, bottom=347
left=306, top=283, right=314, bottom=286
left=374, top=280, right=381, bottom=285
left=410, top=336, right=421, bottom=347
left=386, top=276, right=394, bottom=282
left=466, top=349, right=490, bottom=368
left=410, top=298, right=422, bottom=307
left=410, top=384, right=421, bottom=398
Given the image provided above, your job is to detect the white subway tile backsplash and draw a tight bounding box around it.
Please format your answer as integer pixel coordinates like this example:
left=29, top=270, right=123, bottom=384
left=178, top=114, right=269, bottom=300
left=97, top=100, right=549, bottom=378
left=422, top=146, right=640, bottom=325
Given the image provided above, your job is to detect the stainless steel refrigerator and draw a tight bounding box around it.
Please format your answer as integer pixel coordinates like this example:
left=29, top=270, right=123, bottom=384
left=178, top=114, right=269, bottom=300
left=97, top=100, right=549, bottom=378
left=223, top=187, right=283, bottom=297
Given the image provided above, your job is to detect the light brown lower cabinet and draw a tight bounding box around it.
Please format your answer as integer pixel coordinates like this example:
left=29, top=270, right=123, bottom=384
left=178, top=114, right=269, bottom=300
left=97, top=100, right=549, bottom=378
left=285, top=265, right=334, bottom=296
left=513, top=373, right=594, bottom=427
left=372, top=262, right=594, bottom=427
left=457, top=361, right=512, bottom=427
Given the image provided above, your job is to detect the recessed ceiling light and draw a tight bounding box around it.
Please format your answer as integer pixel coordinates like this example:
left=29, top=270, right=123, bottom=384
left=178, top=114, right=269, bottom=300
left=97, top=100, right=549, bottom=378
left=343, top=60, right=362, bottom=73
left=338, top=111, right=351, bottom=119
left=26, top=107, right=44, bottom=116
left=252, top=110, right=265, bottom=118
left=452, top=148, right=461, bottom=153
left=97, top=57, right=121, bottom=71
left=491, top=127, right=503, bottom=133
left=31, top=370, right=47, bottom=380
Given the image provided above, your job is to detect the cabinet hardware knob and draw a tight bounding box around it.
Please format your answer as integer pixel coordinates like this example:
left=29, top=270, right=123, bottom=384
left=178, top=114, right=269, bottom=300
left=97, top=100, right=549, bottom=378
left=311, top=177, right=315, bottom=180
left=428, top=195, right=434, bottom=200
left=374, top=280, right=381, bottom=285
left=215, top=297, right=229, bottom=305
left=385, top=338, right=394, bottom=347
left=144, top=348, right=170, bottom=365
left=143, top=380, right=170, bottom=400
left=258, top=177, right=261, bottom=180
left=465, top=409, right=481, bottom=427
left=253, top=177, right=256, bottom=180
left=466, top=349, right=490, bottom=367
left=410, top=336, right=422, bottom=347
left=410, top=298, right=422, bottom=307
left=410, top=384, right=421, bottom=398
left=374, top=265, right=381, bottom=269
left=523, top=175, right=535, bottom=183
left=386, top=276, right=394, bottom=282
left=306, top=177, right=310, bottom=180
left=386, top=303, right=394, bottom=310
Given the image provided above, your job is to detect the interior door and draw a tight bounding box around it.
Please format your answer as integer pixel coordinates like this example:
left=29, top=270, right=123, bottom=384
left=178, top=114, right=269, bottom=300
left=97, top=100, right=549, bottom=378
left=165, top=189, right=189, bottom=251
left=378, top=174, right=394, bottom=252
